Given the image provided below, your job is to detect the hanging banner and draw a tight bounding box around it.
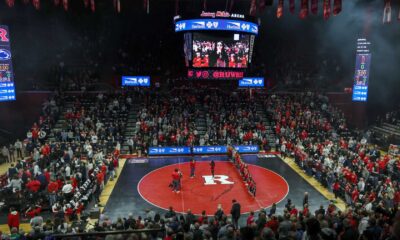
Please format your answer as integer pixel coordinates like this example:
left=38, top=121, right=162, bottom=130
left=323, top=0, right=331, bottom=20
left=289, top=0, right=295, bottom=14
left=277, top=0, right=283, bottom=18
left=383, top=0, right=392, bottom=24
left=299, top=0, right=309, bottom=19
left=333, top=0, right=342, bottom=15
left=311, top=0, right=318, bottom=14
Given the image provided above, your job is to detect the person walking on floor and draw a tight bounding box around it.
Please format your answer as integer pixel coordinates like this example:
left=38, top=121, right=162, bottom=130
left=230, top=199, right=241, bottom=229
left=171, top=168, right=182, bottom=193
left=210, top=160, right=215, bottom=178
left=190, top=158, right=196, bottom=178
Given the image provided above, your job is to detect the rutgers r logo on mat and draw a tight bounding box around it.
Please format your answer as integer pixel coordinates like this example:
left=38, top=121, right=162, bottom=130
left=202, top=175, right=234, bottom=185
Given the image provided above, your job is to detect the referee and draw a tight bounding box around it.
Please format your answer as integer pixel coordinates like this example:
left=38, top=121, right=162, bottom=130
left=210, top=160, right=215, bottom=178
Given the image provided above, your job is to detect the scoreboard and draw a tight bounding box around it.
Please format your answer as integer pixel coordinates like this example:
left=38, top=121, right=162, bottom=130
left=352, top=38, right=371, bottom=102
left=0, top=25, right=15, bottom=102
left=175, top=12, right=259, bottom=80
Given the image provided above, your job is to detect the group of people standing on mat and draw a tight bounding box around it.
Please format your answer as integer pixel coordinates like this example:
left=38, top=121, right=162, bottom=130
left=232, top=153, right=257, bottom=196
left=170, top=159, right=216, bottom=193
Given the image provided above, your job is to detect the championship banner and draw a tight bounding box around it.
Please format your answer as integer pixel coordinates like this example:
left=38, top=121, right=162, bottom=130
left=311, top=0, right=318, bottom=14
left=323, top=0, right=331, bottom=20
left=333, top=0, right=342, bottom=15
left=299, top=0, right=309, bottom=19
left=289, top=0, right=295, bottom=14
left=277, top=0, right=283, bottom=19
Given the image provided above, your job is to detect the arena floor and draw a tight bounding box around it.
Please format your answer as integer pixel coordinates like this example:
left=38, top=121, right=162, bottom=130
left=103, top=154, right=332, bottom=223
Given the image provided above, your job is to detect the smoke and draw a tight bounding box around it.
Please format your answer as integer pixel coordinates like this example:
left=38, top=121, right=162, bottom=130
left=315, top=0, right=400, bottom=114
left=258, top=0, right=400, bottom=115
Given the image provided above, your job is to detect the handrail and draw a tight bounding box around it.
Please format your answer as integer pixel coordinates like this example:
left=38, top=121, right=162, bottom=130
left=51, top=228, right=164, bottom=239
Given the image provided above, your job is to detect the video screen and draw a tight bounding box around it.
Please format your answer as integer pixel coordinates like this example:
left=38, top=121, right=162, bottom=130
left=192, top=33, right=250, bottom=68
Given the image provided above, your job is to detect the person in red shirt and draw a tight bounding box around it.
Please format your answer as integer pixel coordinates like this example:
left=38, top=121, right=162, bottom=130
left=171, top=169, right=182, bottom=193
left=290, top=205, right=298, bottom=216
left=101, top=164, right=107, bottom=177
left=228, top=54, right=236, bottom=68
left=190, top=158, right=196, bottom=178
left=246, top=211, right=255, bottom=226
left=193, top=52, right=202, bottom=67
left=96, top=171, right=104, bottom=188
left=265, top=215, right=279, bottom=234
left=47, top=179, right=59, bottom=206
left=241, top=55, right=247, bottom=68
left=64, top=204, right=74, bottom=223
left=327, top=203, right=336, bottom=215
left=332, top=180, right=340, bottom=199
left=70, top=175, right=78, bottom=189
left=201, top=54, right=209, bottom=67
left=352, top=188, right=359, bottom=203
left=75, top=201, right=84, bottom=222
left=43, top=169, right=51, bottom=183
left=302, top=204, right=309, bottom=216
left=7, top=208, right=20, bottom=231
left=26, top=178, right=41, bottom=193
left=41, top=144, right=50, bottom=156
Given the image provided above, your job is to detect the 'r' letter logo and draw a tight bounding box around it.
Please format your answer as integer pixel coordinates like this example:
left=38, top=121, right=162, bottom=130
left=0, top=28, right=9, bottom=42
left=203, top=175, right=234, bottom=185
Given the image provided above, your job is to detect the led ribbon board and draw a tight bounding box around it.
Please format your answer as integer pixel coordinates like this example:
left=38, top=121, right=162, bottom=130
left=175, top=19, right=258, bottom=35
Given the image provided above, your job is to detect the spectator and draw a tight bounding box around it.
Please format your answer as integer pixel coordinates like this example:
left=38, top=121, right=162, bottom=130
left=7, top=208, right=20, bottom=231
left=230, top=199, right=241, bottom=229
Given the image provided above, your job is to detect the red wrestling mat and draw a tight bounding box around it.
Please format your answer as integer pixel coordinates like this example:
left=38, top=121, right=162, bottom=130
left=137, top=161, right=289, bottom=215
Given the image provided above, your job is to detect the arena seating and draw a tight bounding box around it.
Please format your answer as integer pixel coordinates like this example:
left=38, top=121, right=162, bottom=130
left=0, top=90, right=399, bottom=240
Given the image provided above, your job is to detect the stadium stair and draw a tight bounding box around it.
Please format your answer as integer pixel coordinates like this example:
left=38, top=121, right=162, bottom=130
left=121, top=103, right=140, bottom=154
left=255, top=102, right=276, bottom=149
left=372, top=122, right=400, bottom=146
left=195, top=103, right=207, bottom=140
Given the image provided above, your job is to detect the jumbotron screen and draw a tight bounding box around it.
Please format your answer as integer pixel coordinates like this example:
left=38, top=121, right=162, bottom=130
left=192, top=32, right=249, bottom=68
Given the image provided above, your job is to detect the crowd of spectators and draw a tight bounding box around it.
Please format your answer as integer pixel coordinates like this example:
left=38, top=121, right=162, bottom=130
left=0, top=91, right=138, bottom=239
left=130, top=89, right=200, bottom=154
left=202, top=90, right=270, bottom=149
left=0, top=89, right=399, bottom=240
left=128, top=89, right=272, bottom=154
left=1, top=194, right=400, bottom=240
left=264, top=92, right=399, bottom=214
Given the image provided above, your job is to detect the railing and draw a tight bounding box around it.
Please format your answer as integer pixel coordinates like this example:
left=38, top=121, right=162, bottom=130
left=51, top=228, right=165, bottom=240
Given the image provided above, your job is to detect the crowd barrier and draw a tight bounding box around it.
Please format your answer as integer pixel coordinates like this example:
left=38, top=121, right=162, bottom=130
left=148, top=145, right=259, bottom=156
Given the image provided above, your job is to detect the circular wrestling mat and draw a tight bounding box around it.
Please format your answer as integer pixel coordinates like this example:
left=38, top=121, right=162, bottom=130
left=137, top=161, right=289, bottom=215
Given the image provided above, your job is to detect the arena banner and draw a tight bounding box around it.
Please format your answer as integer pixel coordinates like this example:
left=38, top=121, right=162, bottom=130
left=238, top=77, right=264, bottom=87
left=121, top=76, right=150, bottom=87
left=148, top=145, right=259, bottom=155
left=234, top=145, right=259, bottom=153
left=148, top=147, right=191, bottom=155
left=175, top=19, right=258, bottom=35
left=192, top=146, right=228, bottom=154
